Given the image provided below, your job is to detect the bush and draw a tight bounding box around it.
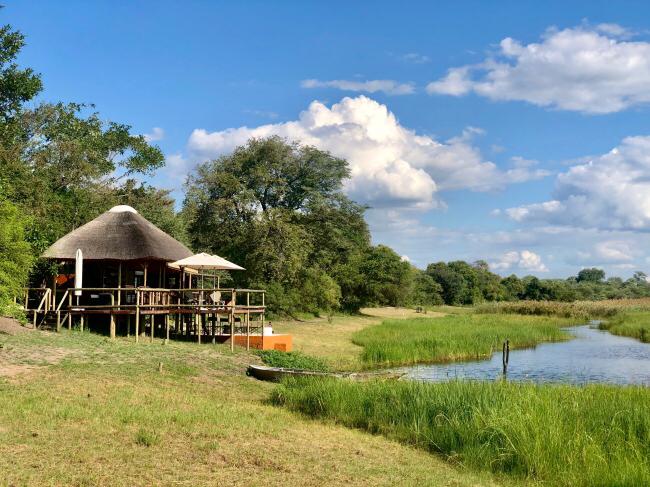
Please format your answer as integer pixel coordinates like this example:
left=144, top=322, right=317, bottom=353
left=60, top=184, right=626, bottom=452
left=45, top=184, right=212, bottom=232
left=257, top=350, right=329, bottom=371
left=0, top=198, right=33, bottom=312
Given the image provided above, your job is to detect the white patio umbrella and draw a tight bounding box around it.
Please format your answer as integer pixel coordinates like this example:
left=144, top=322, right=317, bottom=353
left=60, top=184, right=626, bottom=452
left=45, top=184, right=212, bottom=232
left=168, top=252, right=245, bottom=289
left=74, top=248, right=83, bottom=297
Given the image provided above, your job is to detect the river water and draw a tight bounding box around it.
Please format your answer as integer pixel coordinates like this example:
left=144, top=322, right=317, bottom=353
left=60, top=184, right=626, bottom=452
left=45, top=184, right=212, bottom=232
left=397, top=325, right=650, bottom=386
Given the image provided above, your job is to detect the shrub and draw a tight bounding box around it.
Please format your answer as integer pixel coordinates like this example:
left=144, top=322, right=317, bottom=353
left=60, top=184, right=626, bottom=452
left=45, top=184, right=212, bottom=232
left=257, top=350, right=329, bottom=371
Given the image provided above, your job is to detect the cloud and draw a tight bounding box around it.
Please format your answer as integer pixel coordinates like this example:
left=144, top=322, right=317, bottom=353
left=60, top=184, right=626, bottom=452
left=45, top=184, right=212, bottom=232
left=402, top=52, right=431, bottom=64
left=590, top=241, right=635, bottom=263
left=180, top=96, right=545, bottom=209
left=144, top=127, right=164, bottom=142
left=427, top=24, right=650, bottom=113
left=504, top=135, right=650, bottom=230
left=301, top=79, right=416, bottom=95
left=491, top=250, right=548, bottom=273
left=243, top=109, right=279, bottom=119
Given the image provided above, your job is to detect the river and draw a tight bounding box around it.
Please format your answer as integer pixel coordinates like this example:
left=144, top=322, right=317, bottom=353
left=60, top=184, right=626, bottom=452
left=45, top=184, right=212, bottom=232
left=397, top=324, right=650, bottom=386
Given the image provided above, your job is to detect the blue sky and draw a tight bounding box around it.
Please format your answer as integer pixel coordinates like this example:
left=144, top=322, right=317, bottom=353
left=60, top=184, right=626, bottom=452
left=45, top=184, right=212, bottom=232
left=8, top=1, right=650, bottom=277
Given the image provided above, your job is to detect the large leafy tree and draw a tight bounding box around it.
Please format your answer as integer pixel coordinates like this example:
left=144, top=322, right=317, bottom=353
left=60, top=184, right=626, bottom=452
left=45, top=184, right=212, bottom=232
left=184, top=136, right=372, bottom=313
left=0, top=197, right=32, bottom=309
left=0, top=23, right=171, bottom=288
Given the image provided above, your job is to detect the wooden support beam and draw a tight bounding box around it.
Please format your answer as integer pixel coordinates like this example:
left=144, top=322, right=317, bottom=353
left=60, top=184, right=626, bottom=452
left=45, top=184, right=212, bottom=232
left=165, top=314, right=169, bottom=343
left=110, top=295, right=116, bottom=340
left=135, top=289, right=140, bottom=343
left=230, top=290, right=236, bottom=351
left=246, top=292, right=250, bottom=351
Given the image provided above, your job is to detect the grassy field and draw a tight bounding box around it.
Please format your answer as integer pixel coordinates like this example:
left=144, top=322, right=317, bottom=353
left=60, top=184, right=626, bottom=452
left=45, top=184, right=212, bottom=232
left=2, top=303, right=648, bottom=486
left=272, top=378, right=650, bottom=487
left=0, top=311, right=502, bottom=487
left=351, top=314, right=572, bottom=368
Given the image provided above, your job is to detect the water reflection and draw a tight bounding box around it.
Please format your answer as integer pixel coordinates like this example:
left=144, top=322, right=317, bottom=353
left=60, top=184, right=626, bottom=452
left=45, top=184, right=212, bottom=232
left=398, top=325, right=650, bottom=385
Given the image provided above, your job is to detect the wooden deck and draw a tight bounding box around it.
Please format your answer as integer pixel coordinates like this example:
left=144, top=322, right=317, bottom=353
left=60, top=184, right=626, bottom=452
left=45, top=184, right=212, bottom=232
left=19, top=287, right=267, bottom=351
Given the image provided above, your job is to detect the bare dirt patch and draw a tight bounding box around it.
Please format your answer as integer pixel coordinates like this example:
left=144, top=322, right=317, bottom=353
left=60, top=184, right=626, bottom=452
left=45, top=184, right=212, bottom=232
left=0, top=318, right=76, bottom=378
left=0, top=316, right=32, bottom=336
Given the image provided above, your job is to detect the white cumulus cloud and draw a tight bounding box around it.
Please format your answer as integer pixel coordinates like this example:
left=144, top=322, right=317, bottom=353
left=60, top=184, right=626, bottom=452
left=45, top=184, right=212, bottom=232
left=144, top=127, right=165, bottom=142
left=504, top=135, right=650, bottom=230
left=180, top=96, right=545, bottom=209
left=427, top=25, right=650, bottom=113
left=301, top=79, right=416, bottom=95
left=491, top=250, right=548, bottom=273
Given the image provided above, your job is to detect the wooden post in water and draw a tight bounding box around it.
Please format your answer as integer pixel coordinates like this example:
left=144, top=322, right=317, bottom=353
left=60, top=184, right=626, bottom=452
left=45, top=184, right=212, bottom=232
left=502, top=339, right=510, bottom=377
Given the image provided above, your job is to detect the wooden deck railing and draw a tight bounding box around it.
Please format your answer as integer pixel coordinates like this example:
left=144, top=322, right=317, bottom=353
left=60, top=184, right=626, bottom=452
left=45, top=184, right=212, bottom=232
left=20, top=287, right=266, bottom=350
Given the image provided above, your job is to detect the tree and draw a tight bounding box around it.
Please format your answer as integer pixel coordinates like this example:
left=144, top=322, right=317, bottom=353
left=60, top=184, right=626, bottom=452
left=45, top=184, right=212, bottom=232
left=408, top=269, right=443, bottom=306
left=576, top=268, right=605, bottom=283
left=0, top=25, right=166, bottom=282
left=426, top=262, right=467, bottom=305
left=359, top=245, right=412, bottom=307
left=502, top=274, right=524, bottom=300
left=0, top=197, right=32, bottom=309
left=0, top=24, right=42, bottom=134
left=183, top=136, right=372, bottom=314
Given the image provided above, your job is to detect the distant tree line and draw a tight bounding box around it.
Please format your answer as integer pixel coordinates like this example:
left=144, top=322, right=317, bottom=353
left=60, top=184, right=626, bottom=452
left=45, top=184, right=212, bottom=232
left=416, top=263, right=650, bottom=306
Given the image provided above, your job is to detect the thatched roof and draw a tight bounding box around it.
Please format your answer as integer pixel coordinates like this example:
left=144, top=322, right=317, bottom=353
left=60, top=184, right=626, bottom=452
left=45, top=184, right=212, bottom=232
left=42, top=205, right=193, bottom=262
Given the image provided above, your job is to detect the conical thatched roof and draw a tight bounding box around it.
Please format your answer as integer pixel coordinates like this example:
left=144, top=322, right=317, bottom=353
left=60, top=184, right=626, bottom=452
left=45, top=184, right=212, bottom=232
left=42, top=205, right=193, bottom=262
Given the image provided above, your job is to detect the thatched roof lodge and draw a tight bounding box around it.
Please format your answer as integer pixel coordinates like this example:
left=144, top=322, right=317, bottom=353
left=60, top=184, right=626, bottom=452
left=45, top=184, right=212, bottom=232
left=43, top=205, right=192, bottom=290
left=43, top=205, right=192, bottom=262
left=31, top=204, right=279, bottom=351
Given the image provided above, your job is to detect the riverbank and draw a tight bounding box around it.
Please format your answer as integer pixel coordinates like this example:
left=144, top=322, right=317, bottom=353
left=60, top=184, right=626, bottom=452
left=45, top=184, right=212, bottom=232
left=478, top=299, right=650, bottom=343
left=272, top=378, right=650, bottom=487
left=351, top=314, right=572, bottom=368
left=0, top=310, right=501, bottom=486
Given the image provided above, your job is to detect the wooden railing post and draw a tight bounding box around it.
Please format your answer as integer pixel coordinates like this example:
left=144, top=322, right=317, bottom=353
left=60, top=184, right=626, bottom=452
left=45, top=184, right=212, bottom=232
left=230, top=289, right=236, bottom=351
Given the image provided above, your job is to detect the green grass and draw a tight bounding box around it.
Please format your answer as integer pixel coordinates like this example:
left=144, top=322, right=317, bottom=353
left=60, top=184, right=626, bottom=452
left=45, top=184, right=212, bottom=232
left=599, top=311, right=650, bottom=342
left=351, top=314, right=572, bottom=367
left=257, top=350, right=330, bottom=371
left=0, top=325, right=499, bottom=486
left=272, top=377, right=650, bottom=487
left=476, top=300, right=622, bottom=319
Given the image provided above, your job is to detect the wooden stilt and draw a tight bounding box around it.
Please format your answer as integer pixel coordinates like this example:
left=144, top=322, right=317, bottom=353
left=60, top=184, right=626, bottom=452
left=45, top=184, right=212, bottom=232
left=135, top=290, right=140, bottom=343
left=165, top=314, right=169, bottom=343
left=246, top=292, right=250, bottom=351
left=230, top=290, right=236, bottom=351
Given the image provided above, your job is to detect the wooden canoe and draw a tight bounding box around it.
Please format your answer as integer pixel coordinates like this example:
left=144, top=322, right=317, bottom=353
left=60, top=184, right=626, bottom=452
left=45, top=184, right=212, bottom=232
left=247, top=364, right=404, bottom=382
left=246, top=364, right=343, bottom=382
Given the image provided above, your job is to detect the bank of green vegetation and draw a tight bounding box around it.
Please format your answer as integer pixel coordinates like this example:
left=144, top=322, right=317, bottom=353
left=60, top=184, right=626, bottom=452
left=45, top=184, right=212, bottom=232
left=272, top=378, right=650, bottom=486
left=598, top=311, right=650, bottom=343
left=351, top=314, right=571, bottom=368
left=257, top=350, right=330, bottom=371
